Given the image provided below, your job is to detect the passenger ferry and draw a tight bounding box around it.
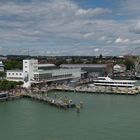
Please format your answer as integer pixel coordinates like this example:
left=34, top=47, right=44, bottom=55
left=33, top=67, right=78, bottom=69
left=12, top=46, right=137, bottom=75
left=0, top=92, right=8, bottom=101
left=93, top=76, right=136, bottom=88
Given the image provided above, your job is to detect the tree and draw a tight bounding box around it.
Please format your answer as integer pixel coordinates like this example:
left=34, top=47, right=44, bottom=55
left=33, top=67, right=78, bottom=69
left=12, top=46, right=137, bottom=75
left=124, top=59, right=135, bottom=70
left=0, top=72, right=5, bottom=78
left=0, top=80, right=23, bottom=91
left=99, top=54, right=103, bottom=59
left=4, top=60, right=22, bottom=70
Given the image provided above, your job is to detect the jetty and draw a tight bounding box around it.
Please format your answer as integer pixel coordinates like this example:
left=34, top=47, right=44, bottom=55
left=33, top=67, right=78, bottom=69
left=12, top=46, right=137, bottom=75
left=8, top=93, right=75, bottom=109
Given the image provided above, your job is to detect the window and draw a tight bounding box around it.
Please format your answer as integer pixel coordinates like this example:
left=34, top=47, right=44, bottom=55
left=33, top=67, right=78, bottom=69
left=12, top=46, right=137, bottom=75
left=12, top=73, right=14, bottom=75
left=20, top=73, right=22, bottom=75
left=16, top=73, right=18, bottom=75
left=9, top=73, right=11, bottom=75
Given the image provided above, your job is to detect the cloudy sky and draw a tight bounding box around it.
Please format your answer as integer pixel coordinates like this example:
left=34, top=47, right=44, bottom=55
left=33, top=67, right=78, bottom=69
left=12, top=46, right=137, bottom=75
left=0, top=0, right=140, bottom=56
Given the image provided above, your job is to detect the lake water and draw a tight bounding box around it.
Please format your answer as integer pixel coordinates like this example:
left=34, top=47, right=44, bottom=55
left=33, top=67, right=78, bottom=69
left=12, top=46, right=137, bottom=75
left=0, top=82, right=140, bottom=140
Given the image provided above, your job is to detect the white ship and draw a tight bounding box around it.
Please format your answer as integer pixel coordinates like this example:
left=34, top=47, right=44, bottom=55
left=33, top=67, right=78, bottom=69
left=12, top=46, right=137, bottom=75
left=93, top=76, right=136, bottom=88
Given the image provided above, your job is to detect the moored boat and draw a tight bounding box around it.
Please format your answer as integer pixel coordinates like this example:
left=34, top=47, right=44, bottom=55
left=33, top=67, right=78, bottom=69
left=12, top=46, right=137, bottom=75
left=0, top=92, right=8, bottom=101
left=93, top=76, right=136, bottom=88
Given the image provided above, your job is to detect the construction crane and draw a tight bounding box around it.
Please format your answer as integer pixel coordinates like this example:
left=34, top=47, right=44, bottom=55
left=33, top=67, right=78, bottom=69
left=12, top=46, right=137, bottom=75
left=129, top=47, right=140, bottom=78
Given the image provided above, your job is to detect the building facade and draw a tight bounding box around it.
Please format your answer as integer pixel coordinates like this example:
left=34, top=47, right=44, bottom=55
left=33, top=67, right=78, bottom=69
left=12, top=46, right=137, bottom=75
left=6, top=70, right=23, bottom=81
left=6, top=59, right=84, bottom=87
left=0, top=61, right=4, bottom=72
left=60, top=64, right=113, bottom=77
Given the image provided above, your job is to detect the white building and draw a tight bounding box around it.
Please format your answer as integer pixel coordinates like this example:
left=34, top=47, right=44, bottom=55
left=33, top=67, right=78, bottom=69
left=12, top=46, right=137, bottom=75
left=0, top=61, right=4, bottom=72
left=113, top=64, right=126, bottom=74
left=23, top=59, right=38, bottom=81
left=6, top=70, right=23, bottom=81
left=6, top=59, right=84, bottom=88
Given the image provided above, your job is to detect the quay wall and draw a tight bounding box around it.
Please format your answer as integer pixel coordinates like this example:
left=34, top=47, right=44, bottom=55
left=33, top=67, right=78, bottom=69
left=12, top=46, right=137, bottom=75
left=54, top=86, right=140, bottom=95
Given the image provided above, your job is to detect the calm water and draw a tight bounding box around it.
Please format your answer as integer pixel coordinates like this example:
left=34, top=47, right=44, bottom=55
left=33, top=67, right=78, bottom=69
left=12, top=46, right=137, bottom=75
left=0, top=84, right=140, bottom=140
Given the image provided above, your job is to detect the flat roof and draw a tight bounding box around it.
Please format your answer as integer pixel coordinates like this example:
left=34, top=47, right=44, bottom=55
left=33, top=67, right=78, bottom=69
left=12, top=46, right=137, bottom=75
left=7, top=70, right=23, bottom=72
left=34, top=68, right=82, bottom=75
left=60, top=64, right=107, bottom=68
left=38, top=64, right=55, bottom=67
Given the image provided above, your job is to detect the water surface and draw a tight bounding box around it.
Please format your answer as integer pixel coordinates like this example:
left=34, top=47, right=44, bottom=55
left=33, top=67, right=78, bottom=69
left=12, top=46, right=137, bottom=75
left=0, top=83, right=140, bottom=140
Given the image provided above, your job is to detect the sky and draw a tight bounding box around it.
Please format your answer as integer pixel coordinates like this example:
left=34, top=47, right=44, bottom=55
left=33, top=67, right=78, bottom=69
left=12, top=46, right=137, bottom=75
left=0, top=0, right=140, bottom=56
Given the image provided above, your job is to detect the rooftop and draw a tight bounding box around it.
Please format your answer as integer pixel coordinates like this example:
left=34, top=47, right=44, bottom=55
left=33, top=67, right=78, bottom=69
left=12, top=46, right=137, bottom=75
left=60, top=64, right=107, bottom=68
left=7, top=70, right=23, bottom=72
left=38, top=64, right=56, bottom=67
left=34, top=68, right=83, bottom=75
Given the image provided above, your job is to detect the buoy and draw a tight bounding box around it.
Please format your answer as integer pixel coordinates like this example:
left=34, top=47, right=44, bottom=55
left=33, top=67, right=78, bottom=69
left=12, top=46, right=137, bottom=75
left=80, top=101, right=84, bottom=108
left=76, top=105, right=80, bottom=113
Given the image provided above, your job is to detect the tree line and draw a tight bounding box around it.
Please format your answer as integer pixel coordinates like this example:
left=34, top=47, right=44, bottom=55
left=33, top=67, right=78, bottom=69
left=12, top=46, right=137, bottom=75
left=0, top=80, right=23, bottom=91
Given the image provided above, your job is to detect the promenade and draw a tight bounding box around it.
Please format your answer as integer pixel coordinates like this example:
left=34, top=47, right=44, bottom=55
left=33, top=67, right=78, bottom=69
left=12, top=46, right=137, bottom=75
left=54, top=85, right=140, bottom=95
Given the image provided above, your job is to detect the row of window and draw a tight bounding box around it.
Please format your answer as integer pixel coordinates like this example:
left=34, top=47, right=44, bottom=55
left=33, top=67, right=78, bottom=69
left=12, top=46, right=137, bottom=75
left=8, top=73, right=22, bottom=76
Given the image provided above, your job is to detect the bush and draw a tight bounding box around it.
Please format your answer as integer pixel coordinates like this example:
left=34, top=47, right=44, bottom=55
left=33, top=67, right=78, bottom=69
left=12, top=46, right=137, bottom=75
left=0, top=80, right=23, bottom=91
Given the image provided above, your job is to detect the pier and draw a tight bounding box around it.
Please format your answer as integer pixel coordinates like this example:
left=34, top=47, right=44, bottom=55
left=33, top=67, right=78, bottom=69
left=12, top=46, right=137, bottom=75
left=8, top=93, right=76, bottom=109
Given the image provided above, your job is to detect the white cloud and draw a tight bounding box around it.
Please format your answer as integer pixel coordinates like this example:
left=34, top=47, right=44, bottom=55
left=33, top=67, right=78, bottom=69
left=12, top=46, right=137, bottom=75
left=0, top=0, right=139, bottom=55
left=98, top=36, right=107, bottom=41
left=115, top=37, right=130, bottom=44
left=76, top=8, right=111, bottom=18
left=94, top=48, right=99, bottom=52
left=133, top=21, right=140, bottom=34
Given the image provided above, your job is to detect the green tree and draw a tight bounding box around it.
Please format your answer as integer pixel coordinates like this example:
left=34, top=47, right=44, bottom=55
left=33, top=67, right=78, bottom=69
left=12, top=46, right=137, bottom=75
left=4, top=60, right=22, bottom=70
left=0, top=80, right=23, bottom=91
left=124, top=59, right=135, bottom=70
left=0, top=72, right=5, bottom=78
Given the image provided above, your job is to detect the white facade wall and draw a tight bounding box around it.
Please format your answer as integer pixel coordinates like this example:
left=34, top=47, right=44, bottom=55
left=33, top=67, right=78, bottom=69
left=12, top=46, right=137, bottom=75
left=6, top=59, right=84, bottom=87
left=6, top=71, right=23, bottom=81
left=23, top=59, right=38, bottom=81
left=0, top=61, right=4, bottom=72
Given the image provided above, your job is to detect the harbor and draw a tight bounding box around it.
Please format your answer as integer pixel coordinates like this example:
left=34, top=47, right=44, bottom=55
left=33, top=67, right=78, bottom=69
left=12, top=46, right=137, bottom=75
left=1, top=91, right=140, bottom=140
left=0, top=56, right=140, bottom=139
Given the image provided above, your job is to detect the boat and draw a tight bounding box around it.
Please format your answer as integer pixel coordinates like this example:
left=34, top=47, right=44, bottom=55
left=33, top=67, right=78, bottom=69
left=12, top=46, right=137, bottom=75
left=0, top=92, right=8, bottom=101
left=135, top=73, right=140, bottom=80
left=93, top=76, right=136, bottom=88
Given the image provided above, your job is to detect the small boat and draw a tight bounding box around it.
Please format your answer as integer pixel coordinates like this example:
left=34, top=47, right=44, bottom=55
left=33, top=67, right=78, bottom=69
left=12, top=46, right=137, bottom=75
left=135, top=73, right=140, bottom=80
left=93, top=76, right=136, bottom=88
left=0, top=92, right=8, bottom=101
